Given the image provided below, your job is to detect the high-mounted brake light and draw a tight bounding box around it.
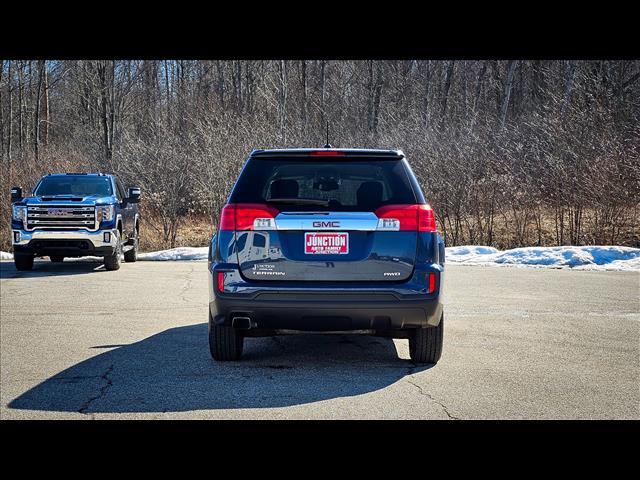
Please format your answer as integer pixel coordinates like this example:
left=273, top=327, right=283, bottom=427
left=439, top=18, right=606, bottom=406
left=374, top=204, right=437, bottom=232
left=310, top=150, right=345, bottom=156
left=219, top=204, right=279, bottom=231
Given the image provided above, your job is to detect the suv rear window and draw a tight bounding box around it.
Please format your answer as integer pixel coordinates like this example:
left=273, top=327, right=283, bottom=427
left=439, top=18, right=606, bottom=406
left=230, top=158, right=417, bottom=211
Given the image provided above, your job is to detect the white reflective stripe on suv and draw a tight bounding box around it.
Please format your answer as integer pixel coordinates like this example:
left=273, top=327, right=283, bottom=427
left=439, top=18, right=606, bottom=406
left=274, top=212, right=379, bottom=231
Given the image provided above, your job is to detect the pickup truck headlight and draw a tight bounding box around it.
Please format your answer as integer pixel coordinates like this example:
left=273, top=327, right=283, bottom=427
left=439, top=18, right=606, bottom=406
left=12, top=205, right=27, bottom=224
left=96, top=205, right=115, bottom=223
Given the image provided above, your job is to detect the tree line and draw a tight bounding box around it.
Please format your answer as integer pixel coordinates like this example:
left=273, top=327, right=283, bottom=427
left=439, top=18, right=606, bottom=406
left=1, top=60, right=638, bottom=250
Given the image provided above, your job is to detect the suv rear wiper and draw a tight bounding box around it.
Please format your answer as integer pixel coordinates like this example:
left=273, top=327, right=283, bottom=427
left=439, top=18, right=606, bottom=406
left=267, top=198, right=330, bottom=207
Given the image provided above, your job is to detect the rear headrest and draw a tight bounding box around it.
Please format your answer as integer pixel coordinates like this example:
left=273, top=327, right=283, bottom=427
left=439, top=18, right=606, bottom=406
left=357, top=181, right=383, bottom=210
left=269, top=179, right=299, bottom=199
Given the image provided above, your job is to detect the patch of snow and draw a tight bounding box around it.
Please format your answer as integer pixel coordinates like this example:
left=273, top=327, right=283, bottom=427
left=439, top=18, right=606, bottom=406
left=4, top=245, right=639, bottom=271
left=137, top=247, right=208, bottom=261
left=445, top=246, right=500, bottom=262
left=446, top=245, right=640, bottom=271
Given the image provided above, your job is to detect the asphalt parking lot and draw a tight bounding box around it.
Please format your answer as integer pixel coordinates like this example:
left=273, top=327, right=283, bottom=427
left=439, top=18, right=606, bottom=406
left=0, top=259, right=638, bottom=419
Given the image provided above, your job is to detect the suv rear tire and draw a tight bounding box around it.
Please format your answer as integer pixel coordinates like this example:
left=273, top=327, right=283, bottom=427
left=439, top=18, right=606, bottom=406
left=50, top=255, right=64, bottom=263
left=14, top=253, right=34, bottom=271
left=209, top=323, right=244, bottom=361
left=124, top=229, right=138, bottom=263
left=104, top=232, right=122, bottom=271
left=409, top=313, right=444, bottom=364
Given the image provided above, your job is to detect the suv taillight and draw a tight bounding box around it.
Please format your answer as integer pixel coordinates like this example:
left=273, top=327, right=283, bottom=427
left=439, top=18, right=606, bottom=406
left=219, top=205, right=236, bottom=230
left=375, top=204, right=437, bottom=232
left=219, top=203, right=279, bottom=231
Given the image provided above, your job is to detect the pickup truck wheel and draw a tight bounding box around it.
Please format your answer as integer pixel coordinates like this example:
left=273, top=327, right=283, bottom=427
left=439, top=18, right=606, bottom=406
left=50, top=256, right=64, bottom=263
left=209, top=324, right=244, bottom=361
left=124, top=231, right=138, bottom=263
left=104, top=234, right=122, bottom=271
left=409, top=313, right=444, bottom=364
left=14, top=253, right=34, bottom=271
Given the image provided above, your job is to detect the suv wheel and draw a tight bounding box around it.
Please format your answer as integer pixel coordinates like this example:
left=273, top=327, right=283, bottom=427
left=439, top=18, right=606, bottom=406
left=50, top=255, right=64, bottom=263
left=209, top=322, right=244, bottom=361
left=409, top=313, right=444, bottom=364
left=104, top=232, right=122, bottom=271
left=124, top=229, right=138, bottom=263
left=14, top=253, right=34, bottom=271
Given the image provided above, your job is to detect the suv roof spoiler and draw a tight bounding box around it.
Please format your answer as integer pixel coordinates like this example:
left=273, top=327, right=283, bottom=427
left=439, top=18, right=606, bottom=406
left=249, top=148, right=405, bottom=159
left=46, top=172, right=110, bottom=177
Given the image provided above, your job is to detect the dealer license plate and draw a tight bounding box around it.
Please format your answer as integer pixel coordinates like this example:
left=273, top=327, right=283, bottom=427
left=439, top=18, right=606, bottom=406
left=304, top=232, right=349, bottom=255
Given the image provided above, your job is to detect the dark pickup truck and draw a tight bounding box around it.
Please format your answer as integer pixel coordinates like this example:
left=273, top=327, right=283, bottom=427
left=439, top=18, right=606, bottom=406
left=11, top=172, right=141, bottom=271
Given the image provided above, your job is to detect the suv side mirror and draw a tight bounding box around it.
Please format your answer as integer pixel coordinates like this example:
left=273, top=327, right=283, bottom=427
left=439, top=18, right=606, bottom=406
left=127, top=187, right=141, bottom=203
left=11, top=186, right=23, bottom=202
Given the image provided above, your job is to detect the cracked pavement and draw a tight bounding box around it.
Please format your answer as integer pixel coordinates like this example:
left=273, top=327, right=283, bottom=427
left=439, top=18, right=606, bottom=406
left=78, top=365, right=114, bottom=416
left=1, top=260, right=638, bottom=419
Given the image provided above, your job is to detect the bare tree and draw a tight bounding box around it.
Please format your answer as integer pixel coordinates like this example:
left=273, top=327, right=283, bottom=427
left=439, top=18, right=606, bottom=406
left=499, top=60, right=518, bottom=128
left=1, top=60, right=638, bottom=252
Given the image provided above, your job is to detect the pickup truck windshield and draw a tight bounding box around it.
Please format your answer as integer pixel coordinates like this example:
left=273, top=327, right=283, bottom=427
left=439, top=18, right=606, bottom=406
left=34, top=176, right=113, bottom=197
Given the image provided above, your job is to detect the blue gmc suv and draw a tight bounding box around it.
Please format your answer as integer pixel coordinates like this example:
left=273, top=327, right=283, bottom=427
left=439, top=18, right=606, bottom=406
left=11, top=173, right=141, bottom=271
left=208, top=148, right=445, bottom=364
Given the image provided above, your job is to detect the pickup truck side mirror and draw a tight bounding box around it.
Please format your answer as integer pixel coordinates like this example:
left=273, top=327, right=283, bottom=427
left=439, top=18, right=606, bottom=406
left=11, top=186, right=23, bottom=202
left=127, top=187, right=141, bottom=203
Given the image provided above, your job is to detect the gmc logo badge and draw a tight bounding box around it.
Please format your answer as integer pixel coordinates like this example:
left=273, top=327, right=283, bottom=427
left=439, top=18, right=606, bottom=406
left=313, top=221, right=340, bottom=228
left=48, top=208, right=67, bottom=216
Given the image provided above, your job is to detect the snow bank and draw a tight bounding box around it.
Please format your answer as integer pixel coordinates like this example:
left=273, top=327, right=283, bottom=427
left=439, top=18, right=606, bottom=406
left=2, top=245, right=639, bottom=271
left=137, top=247, right=208, bottom=261
left=446, top=245, right=640, bottom=271
left=135, top=244, right=640, bottom=271
left=0, top=248, right=209, bottom=262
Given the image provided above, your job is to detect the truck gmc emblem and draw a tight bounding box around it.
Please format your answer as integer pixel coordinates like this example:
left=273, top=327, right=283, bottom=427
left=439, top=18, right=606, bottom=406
left=48, top=208, right=67, bottom=216
left=313, top=221, right=340, bottom=228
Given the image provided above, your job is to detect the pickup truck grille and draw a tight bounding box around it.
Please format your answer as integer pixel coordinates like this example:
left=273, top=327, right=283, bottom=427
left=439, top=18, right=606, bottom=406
left=26, top=205, right=97, bottom=231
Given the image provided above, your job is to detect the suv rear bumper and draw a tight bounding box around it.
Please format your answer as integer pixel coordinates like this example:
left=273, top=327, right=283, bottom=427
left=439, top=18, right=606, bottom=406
left=12, top=229, right=118, bottom=257
left=209, top=267, right=444, bottom=332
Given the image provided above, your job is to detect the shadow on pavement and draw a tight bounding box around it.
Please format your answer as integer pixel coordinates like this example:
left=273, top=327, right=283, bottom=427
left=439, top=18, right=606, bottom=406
left=9, top=323, right=430, bottom=413
left=0, top=259, right=105, bottom=278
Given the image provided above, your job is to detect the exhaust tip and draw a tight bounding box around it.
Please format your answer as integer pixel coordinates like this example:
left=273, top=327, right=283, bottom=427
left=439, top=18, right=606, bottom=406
left=231, top=316, right=252, bottom=329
